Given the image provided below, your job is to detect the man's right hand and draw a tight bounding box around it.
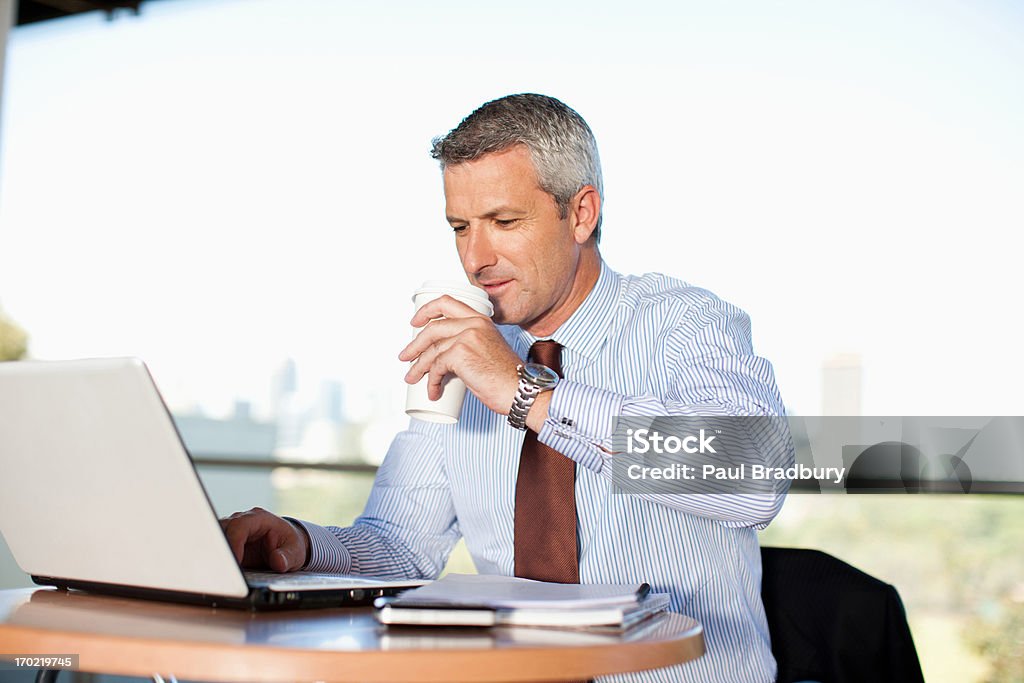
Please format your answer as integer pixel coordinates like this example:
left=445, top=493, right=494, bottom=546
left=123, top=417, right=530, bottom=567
left=219, top=507, right=310, bottom=573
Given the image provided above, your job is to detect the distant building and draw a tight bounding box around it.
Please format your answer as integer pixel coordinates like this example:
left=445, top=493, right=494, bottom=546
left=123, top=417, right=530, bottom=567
left=270, top=358, right=306, bottom=449
left=821, top=353, right=862, bottom=416
left=316, top=379, right=344, bottom=423
left=271, top=358, right=298, bottom=415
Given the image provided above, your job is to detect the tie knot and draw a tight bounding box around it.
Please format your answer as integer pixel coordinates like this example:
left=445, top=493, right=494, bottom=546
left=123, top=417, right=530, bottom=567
left=528, top=340, right=563, bottom=377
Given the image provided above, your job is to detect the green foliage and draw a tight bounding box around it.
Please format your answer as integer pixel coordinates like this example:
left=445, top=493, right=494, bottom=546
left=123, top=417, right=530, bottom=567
left=968, top=599, right=1024, bottom=682
left=0, top=308, right=29, bottom=361
left=274, top=470, right=377, bottom=527
left=760, top=495, right=1024, bottom=611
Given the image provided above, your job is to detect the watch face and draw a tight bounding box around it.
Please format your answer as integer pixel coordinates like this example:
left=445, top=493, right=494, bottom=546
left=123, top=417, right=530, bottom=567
left=524, top=363, right=560, bottom=387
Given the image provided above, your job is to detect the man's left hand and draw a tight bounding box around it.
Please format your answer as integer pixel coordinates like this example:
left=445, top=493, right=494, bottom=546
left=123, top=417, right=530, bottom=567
left=399, top=294, right=521, bottom=416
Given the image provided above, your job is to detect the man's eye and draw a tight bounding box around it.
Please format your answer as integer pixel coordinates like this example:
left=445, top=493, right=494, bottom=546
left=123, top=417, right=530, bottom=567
left=496, top=219, right=517, bottom=227
left=451, top=225, right=467, bottom=234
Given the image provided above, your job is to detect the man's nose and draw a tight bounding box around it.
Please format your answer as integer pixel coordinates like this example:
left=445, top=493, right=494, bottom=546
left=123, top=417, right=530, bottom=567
left=461, top=227, right=497, bottom=274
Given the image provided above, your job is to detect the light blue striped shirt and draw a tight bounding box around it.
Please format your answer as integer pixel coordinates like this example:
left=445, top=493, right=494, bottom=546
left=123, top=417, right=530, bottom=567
left=297, top=261, right=793, bottom=682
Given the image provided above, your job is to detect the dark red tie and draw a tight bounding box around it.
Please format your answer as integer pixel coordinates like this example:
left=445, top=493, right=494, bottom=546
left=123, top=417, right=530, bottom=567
left=513, top=340, right=579, bottom=584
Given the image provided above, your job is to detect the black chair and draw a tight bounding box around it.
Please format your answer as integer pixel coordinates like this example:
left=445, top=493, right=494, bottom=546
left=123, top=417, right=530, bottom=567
left=760, top=547, right=925, bottom=683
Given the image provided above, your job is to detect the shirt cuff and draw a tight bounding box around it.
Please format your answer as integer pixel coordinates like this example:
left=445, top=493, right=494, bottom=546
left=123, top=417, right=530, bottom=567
left=288, top=518, right=352, bottom=574
left=538, top=379, right=624, bottom=473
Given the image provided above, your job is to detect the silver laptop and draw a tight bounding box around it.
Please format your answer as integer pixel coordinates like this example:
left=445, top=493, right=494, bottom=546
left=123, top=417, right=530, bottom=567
left=0, top=357, right=426, bottom=610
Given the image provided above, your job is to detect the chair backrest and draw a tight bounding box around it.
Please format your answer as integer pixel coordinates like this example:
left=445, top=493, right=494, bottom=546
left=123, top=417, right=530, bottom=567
left=760, top=547, right=925, bottom=683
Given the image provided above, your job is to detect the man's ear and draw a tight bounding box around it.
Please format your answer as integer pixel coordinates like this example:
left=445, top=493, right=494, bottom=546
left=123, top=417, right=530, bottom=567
left=569, top=185, right=601, bottom=244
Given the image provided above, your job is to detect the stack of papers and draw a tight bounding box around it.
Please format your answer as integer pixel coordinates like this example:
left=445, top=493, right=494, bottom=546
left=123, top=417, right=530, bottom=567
left=374, top=574, right=670, bottom=631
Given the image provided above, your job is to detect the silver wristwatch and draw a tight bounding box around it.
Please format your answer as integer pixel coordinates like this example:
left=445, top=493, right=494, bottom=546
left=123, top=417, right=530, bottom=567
left=507, top=363, right=560, bottom=431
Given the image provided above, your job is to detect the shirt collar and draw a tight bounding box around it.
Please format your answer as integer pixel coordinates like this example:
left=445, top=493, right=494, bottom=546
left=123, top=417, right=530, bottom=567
left=505, top=260, right=621, bottom=365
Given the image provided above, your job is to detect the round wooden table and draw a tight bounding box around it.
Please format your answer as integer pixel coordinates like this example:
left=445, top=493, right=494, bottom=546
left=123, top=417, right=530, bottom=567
left=0, top=588, right=705, bottom=682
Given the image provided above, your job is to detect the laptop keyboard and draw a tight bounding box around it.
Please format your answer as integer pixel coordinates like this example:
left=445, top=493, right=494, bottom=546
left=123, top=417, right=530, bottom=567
left=243, top=570, right=389, bottom=588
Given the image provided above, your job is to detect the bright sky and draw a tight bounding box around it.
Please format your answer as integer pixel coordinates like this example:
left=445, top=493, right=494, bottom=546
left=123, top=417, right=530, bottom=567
left=1, top=0, right=1022, bottom=423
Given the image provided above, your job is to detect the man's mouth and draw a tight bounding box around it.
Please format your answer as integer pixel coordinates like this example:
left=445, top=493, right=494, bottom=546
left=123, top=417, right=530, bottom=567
left=478, top=279, right=513, bottom=296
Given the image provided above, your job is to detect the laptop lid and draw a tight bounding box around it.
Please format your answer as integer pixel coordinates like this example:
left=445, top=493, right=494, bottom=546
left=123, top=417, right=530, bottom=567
left=0, top=358, right=251, bottom=598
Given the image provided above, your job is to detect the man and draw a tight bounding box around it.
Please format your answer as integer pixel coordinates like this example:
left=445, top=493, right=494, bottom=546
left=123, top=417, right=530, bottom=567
left=222, top=93, right=791, bottom=682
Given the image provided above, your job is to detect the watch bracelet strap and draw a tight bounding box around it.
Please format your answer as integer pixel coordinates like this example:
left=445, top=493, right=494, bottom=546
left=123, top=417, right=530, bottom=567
left=508, top=376, right=543, bottom=430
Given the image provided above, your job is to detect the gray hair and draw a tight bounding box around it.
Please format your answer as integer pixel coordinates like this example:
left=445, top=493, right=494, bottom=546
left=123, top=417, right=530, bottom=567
left=430, top=93, right=604, bottom=243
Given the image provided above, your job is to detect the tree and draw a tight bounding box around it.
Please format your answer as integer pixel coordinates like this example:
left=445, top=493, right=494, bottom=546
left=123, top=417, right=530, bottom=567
left=969, top=598, right=1024, bottom=682
left=0, top=307, right=28, bottom=361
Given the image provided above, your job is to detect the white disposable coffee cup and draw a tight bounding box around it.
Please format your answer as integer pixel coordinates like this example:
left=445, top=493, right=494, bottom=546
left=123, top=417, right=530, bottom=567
left=405, top=280, right=495, bottom=424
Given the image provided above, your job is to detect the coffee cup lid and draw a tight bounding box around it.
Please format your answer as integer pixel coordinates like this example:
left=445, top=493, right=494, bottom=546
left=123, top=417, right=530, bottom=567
left=413, top=280, right=493, bottom=315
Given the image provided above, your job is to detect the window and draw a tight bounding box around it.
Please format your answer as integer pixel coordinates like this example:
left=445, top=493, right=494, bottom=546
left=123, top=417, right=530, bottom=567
left=2, top=2, right=1022, bottom=679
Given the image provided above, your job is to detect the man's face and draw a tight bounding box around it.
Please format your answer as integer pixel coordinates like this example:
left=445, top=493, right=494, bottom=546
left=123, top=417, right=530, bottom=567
left=443, top=145, right=587, bottom=334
